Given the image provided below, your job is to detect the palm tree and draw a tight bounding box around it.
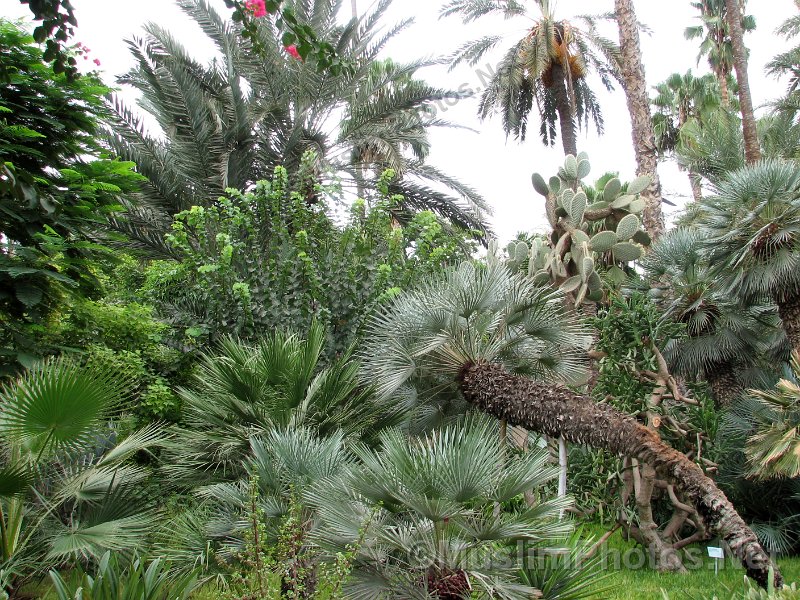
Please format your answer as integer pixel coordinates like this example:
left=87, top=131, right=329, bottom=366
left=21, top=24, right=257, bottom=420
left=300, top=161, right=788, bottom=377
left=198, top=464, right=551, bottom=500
left=0, top=359, right=168, bottom=591
left=725, top=0, right=761, bottom=163
left=652, top=71, right=724, bottom=202
left=441, top=0, right=621, bottom=157
left=685, top=0, right=756, bottom=107
left=108, top=0, right=490, bottom=256
left=614, top=0, right=665, bottom=239
left=700, top=159, right=800, bottom=355
left=644, top=228, right=788, bottom=406
left=162, top=321, right=390, bottom=488
left=360, top=261, right=780, bottom=588
left=308, top=415, right=602, bottom=599
left=744, top=352, right=800, bottom=479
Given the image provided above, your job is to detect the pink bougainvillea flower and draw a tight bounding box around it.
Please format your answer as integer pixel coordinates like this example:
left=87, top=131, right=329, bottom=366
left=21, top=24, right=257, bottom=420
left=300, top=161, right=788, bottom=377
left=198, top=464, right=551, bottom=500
left=284, top=44, right=302, bottom=60
left=245, top=0, right=267, bottom=17
left=93, top=58, right=101, bottom=66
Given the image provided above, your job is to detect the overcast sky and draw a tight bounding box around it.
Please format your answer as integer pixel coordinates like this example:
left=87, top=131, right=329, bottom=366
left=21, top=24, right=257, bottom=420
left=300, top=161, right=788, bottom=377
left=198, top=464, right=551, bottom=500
left=3, top=0, right=797, bottom=243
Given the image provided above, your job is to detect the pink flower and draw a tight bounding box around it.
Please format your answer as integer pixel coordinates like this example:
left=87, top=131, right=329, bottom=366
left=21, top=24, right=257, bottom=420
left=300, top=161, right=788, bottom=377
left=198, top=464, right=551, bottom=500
left=285, top=44, right=302, bottom=60
left=245, top=0, right=267, bottom=17
left=93, top=58, right=101, bottom=66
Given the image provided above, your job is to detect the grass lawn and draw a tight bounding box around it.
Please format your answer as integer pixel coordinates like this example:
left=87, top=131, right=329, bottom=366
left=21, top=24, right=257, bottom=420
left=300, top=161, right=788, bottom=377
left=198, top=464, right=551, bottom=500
left=579, top=523, right=800, bottom=599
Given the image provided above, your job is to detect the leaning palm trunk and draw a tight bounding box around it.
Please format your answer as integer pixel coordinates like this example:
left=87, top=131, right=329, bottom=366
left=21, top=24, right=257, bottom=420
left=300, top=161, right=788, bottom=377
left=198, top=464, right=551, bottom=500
left=458, top=360, right=781, bottom=588
left=725, top=0, right=761, bottom=164
left=615, top=0, right=665, bottom=239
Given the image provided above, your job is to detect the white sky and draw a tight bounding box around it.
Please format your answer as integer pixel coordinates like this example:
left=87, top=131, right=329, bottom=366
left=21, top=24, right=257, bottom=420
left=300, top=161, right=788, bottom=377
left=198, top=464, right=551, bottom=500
left=2, top=0, right=797, bottom=243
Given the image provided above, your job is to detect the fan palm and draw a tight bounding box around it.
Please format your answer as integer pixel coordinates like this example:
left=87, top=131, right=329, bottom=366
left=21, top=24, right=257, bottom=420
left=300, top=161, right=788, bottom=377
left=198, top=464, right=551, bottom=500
left=360, top=261, right=780, bottom=588
left=744, top=352, right=800, bottom=480
left=308, top=414, right=597, bottom=600
left=108, top=0, right=489, bottom=256
left=644, top=228, right=787, bottom=406
left=441, top=0, right=621, bottom=157
left=0, top=359, right=169, bottom=590
left=162, top=321, right=391, bottom=488
left=685, top=0, right=756, bottom=107
left=699, top=159, right=800, bottom=354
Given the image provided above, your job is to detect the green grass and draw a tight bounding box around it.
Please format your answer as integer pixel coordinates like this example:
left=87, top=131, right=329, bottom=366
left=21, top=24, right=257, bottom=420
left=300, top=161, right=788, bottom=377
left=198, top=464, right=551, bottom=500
left=579, top=523, right=800, bottom=600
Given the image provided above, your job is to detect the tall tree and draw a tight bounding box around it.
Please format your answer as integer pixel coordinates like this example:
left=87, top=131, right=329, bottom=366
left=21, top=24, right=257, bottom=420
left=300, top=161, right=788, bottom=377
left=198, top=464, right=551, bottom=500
left=442, top=0, right=621, bottom=157
left=108, top=0, right=490, bottom=256
left=614, top=0, right=665, bottom=239
left=0, top=20, right=142, bottom=374
left=685, top=0, right=755, bottom=107
left=361, top=262, right=781, bottom=588
left=725, top=0, right=761, bottom=163
left=652, top=71, right=723, bottom=202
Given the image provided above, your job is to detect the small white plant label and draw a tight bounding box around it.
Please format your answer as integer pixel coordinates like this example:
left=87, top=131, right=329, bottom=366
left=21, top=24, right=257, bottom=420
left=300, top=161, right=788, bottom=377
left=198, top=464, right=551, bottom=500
left=707, top=547, right=724, bottom=559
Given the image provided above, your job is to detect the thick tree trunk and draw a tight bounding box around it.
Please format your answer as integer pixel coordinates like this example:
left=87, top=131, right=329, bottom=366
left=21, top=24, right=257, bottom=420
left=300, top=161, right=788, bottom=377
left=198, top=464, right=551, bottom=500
left=457, top=360, right=781, bottom=588
left=551, top=61, right=578, bottom=157
left=615, top=0, right=665, bottom=240
left=706, top=363, right=741, bottom=408
left=778, top=295, right=800, bottom=354
left=725, top=0, right=761, bottom=164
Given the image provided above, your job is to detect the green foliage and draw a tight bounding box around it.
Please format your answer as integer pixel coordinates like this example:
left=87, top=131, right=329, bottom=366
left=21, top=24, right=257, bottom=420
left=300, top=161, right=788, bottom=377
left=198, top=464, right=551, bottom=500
left=0, top=359, right=170, bottom=591
left=0, top=20, right=143, bottom=374
left=163, top=321, right=388, bottom=490
left=308, top=414, right=579, bottom=599
left=700, top=159, right=800, bottom=304
left=49, top=552, right=200, bottom=600
left=744, top=353, right=800, bottom=480
left=145, top=166, right=476, bottom=356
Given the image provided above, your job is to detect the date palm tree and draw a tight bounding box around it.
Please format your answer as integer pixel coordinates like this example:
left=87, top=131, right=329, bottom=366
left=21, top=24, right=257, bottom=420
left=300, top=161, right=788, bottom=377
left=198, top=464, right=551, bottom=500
left=361, top=261, right=780, bottom=588
left=441, top=0, right=621, bottom=157
left=685, top=0, right=755, bottom=107
left=700, top=159, right=800, bottom=355
left=108, top=0, right=489, bottom=256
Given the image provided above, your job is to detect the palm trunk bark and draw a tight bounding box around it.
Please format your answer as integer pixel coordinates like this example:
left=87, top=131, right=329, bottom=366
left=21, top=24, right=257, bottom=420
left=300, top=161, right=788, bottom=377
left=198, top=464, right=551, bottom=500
left=725, top=0, right=761, bottom=164
left=615, top=0, right=665, bottom=240
left=778, top=295, right=800, bottom=354
left=551, top=61, right=578, bottom=157
left=457, top=360, right=781, bottom=588
left=688, top=171, right=703, bottom=203
left=717, top=69, right=731, bottom=108
left=706, top=362, right=741, bottom=408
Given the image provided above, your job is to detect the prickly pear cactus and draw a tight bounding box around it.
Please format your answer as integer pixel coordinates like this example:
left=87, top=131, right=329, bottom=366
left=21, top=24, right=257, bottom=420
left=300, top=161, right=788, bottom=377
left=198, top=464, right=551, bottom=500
left=511, top=153, right=652, bottom=305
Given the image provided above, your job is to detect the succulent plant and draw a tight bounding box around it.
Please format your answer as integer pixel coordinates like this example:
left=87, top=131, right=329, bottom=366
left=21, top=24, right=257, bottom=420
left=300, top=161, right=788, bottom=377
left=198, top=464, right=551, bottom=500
left=510, top=153, right=652, bottom=305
